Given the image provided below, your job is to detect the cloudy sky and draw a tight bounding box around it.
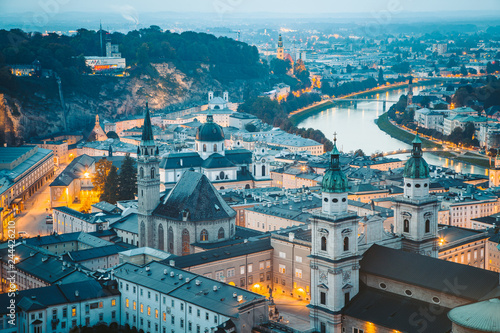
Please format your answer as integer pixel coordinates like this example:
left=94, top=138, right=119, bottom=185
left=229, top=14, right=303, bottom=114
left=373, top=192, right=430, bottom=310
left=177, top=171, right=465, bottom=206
left=1, top=0, right=499, bottom=14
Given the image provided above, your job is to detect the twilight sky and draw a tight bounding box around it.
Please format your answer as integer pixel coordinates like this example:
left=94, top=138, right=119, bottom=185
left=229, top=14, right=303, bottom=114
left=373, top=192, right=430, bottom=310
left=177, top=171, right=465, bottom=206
left=1, top=0, right=499, bottom=14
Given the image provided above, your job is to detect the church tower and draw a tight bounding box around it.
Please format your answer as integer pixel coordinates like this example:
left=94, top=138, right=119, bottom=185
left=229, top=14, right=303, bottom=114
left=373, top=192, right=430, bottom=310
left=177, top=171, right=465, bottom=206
left=277, top=34, right=284, bottom=60
left=393, top=134, right=439, bottom=257
left=407, top=76, right=413, bottom=106
left=489, top=152, right=500, bottom=188
left=137, top=102, right=160, bottom=248
left=252, top=144, right=270, bottom=180
left=309, top=137, right=360, bottom=333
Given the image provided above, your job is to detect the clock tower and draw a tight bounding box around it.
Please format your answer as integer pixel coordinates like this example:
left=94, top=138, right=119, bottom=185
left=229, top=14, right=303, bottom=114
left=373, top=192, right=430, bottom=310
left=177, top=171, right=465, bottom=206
left=309, top=137, right=360, bottom=333
left=252, top=144, right=270, bottom=180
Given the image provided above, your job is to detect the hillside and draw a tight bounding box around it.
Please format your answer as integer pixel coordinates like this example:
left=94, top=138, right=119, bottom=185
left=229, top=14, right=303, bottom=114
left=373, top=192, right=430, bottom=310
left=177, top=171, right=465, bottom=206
left=0, top=27, right=268, bottom=144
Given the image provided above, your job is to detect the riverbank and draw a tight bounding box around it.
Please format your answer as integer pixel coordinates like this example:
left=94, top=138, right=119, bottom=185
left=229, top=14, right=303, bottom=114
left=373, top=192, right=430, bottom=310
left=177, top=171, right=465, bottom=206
left=376, top=112, right=491, bottom=168
left=289, top=78, right=439, bottom=126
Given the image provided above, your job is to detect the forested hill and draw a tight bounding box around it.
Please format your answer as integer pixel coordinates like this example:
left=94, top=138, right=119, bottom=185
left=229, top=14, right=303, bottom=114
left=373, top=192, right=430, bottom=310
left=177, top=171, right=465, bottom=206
left=0, top=26, right=268, bottom=145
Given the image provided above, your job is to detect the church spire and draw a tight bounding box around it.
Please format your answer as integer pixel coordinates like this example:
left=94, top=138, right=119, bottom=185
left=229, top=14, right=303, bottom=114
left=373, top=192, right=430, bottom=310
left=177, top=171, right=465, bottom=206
left=141, top=102, right=155, bottom=146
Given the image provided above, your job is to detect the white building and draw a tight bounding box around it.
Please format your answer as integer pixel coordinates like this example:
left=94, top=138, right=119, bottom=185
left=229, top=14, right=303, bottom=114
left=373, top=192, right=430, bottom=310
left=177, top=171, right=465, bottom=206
left=114, top=261, right=268, bottom=333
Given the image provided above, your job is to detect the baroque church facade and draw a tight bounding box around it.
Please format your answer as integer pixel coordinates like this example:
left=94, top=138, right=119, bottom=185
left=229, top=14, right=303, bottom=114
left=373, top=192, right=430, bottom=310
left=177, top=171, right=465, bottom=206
left=159, top=111, right=272, bottom=190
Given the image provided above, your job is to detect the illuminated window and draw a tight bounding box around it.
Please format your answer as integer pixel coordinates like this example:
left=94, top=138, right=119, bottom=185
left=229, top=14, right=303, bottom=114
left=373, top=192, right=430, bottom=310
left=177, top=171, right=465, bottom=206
left=140, top=304, right=143, bottom=313
left=155, top=309, right=158, bottom=319
left=126, top=299, right=129, bottom=308
left=71, top=307, right=76, bottom=317
left=163, top=312, right=166, bottom=322
left=111, top=299, right=116, bottom=306
left=133, top=302, right=136, bottom=310
left=148, top=306, right=151, bottom=316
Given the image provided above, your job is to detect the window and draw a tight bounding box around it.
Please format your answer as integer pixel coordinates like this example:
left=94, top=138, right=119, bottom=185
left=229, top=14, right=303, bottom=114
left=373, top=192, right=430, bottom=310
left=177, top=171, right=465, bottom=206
left=320, top=322, right=326, bottom=333
left=379, top=283, right=387, bottom=289
left=63, top=308, right=67, bottom=318
left=248, top=276, right=253, bottom=284
left=197, top=309, right=200, bottom=317
left=240, top=278, right=246, bottom=287
left=151, top=167, right=155, bottom=179
left=295, top=268, right=302, bottom=278
left=188, top=321, right=192, bottom=331
left=182, top=229, right=190, bottom=255
left=71, top=307, right=76, bottom=317
left=343, top=237, right=349, bottom=252
left=214, top=315, right=218, bottom=324
left=321, top=236, right=327, bottom=251
left=279, top=264, right=286, bottom=274
left=181, top=319, right=184, bottom=328
left=155, top=309, right=159, bottom=319
left=148, top=306, right=151, bottom=316
left=163, top=312, right=166, bottom=321
left=425, top=219, right=430, bottom=233
left=320, top=292, right=326, bottom=305
left=215, top=270, right=224, bottom=281
left=148, top=291, right=151, bottom=299
left=405, top=289, right=413, bottom=296
left=404, top=219, right=410, bottom=233
left=240, top=265, right=245, bottom=274
left=133, top=301, right=136, bottom=310
left=205, top=312, right=209, bottom=320
left=295, top=256, right=302, bottom=263
left=112, top=311, right=116, bottom=319
left=344, top=292, right=350, bottom=306
left=218, top=227, right=225, bottom=239
left=279, top=251, right=286, bottom=258
left=248, top=264, right=253, bottom=273
left=181, top=303, right=184, bottom=311
left=214, top=144, right=217, bottom=152
left=85, top=304, right=90, bottom=315
left=200, top=229, right=208, bottom=241
left=189, top=306, right=192, bottom=314
left=171, top=315, right=175, bottom=325
left=432, top=296, right=440, bottom=304
left=111, top=299, right=116, bottom=306
left=140, top=303, right=143, bottom=313
left=259, top=261, right=265, bottom=270
left=203, top=144, right=207, bottom=152
left=266, top=260, right=271, bottom=268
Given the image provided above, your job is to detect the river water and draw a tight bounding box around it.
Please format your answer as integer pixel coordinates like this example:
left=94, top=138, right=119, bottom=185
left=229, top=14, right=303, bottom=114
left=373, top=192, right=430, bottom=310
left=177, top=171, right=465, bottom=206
left=297, top=85, right=487, bottom=175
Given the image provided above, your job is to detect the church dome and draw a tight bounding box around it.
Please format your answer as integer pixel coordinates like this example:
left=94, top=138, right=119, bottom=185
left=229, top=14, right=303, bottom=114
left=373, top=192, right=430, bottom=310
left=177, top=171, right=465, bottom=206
left=322, top=142, right=349, bottom=193
left=403, top=134, right=429, bottom=179
left=196, top=114, right=224, bottom=142
left=448, top=298, right=500, bottom=332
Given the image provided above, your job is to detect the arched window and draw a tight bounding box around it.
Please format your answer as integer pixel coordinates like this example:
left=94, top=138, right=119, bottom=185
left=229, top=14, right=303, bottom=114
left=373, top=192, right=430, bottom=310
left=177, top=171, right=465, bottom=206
left=140, top=167, right=144, bottom=179
left=220, top=171, right=225, bottom=179
left=343, top=237, right=349, bottom=252
left=140, top=221, right=146, bottom=247
left=214, top=144, right=217, bottom=152
left=151, top=167, right=155, bottom=179
left=158, top=224, right=164, bottom=251
left=321, top=236, right=327, bottom=251
left=218, top=227, right=225, bottom=239
left=200, top=229, right=208, bottom=241
left=168, top=227, right=174, bottom=252
left=245, top=184, right=251, bottom=189
left=404, top=219, right=410, bottom=233
left=425, top=220, right=430, bottom=233
left=182, top=229, right=190, bottom=255
left=262, top=165, right=266, bottom=176
left=203, top=144, right=207, bottom=152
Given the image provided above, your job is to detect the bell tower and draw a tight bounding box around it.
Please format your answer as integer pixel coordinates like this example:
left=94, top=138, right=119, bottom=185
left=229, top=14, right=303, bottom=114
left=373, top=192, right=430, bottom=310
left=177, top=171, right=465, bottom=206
left=309, top=136, right=360, bottom=333
left=489, top=151, right=500, bottom=188
left=252, top=143, right=270, bottom=180
left=277, top=34, right=284, bottom=60
left=137, top=102, right=160, bottom=248
left=394, top=134, right=439, bottom=257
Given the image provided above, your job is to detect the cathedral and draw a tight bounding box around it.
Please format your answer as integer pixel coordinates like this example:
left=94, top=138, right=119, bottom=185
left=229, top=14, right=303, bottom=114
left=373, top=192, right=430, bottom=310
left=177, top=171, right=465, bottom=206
left=137, top=105, right=237, bottom=255
left=159, top=110, right=272, bottom=190
left=308, top=135, right=499, bottom=333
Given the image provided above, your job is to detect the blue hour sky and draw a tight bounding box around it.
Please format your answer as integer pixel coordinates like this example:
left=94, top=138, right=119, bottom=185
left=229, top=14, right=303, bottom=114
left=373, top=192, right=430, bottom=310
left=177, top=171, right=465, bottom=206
left=1, top=0, right=499, bottom=14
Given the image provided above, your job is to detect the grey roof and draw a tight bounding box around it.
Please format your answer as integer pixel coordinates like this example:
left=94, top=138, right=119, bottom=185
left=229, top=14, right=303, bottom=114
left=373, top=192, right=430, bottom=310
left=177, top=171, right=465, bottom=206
left=114, top=261, right=266, bottom=318
left=110, top=213, right=139, bottom=234
left=343, top=285, right=451, bottom=333
left=160, top=152, right=204, bottom=169
left=361, top=245, right=500, bottom=301
left=202, top=154, right=235, bottom=169
left=168, top=238, right=272, bottom=268
left=154, top=171, right=236, bottom=222
left=50, top=154, right=95, bottom=187
left=63, top=244, right=126, bottom=263
left=24, top=231, right=113, bottom=248
left=438, top=226, right=489, bottom=250
left=0, top=280, right=117, bottom=315
left=92, top=201, right=122, bottom=214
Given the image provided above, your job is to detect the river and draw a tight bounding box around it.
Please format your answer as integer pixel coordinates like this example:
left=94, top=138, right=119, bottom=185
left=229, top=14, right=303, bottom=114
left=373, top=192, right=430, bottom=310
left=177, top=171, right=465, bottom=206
left=297, top=85, right=487, bottom=176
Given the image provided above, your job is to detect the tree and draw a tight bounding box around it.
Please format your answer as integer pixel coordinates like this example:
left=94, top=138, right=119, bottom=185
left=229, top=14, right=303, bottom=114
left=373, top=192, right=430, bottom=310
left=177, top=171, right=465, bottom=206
left=346, top=64, right=353, bottom=74
left=270, top=58, right=292, bottom=76
left=245, top=123, right=257, bottom=132
left=354, top=149, right=365, bottom=157
left=118, top=154, right=137, bottom=200
left=92, top=158, right=112, bottom=199
left=378, top=68, right=385, bottom=84
left=79, top=196, right=92, bottom=213
left=101, top=165, right=119, bottom=204
left=460, top=65, right=468, bottom=77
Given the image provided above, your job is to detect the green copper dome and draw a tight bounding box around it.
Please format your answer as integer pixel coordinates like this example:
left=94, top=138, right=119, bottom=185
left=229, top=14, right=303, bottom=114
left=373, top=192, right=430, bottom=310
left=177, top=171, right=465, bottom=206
left=403, top=134, right=430, bottom=179
left=196, top=113, right=225, bottom=142
left=322, top=141, right=349, bottom=193
left=448, top=298, right=500, bottom=332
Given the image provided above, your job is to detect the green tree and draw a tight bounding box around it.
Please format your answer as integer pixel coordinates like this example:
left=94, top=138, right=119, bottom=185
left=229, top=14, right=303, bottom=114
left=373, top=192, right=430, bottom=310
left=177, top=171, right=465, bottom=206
left=378, top=68, right=385, bottom=84
left=118, top=154, right=137, bottom=200
left=460, top=65, right=468, bottom=77
left=245, top=123, right=257, bottom=132
left=92, top=159, right=112, bottom=198
left=270, top=58, right=292, bottom=76
left=101, top=165, right=119, bottom=204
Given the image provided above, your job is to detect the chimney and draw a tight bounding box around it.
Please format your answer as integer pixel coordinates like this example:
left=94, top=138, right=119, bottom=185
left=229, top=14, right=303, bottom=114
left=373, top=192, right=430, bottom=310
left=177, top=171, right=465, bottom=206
left=289, top=232, right=295, bottom=242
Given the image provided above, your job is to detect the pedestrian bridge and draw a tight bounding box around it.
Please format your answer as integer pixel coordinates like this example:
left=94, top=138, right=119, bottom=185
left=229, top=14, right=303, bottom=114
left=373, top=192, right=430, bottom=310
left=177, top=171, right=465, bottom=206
left=373, top=147, right=463, bottom=158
